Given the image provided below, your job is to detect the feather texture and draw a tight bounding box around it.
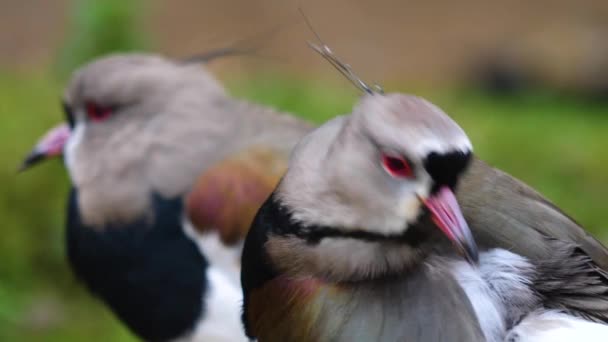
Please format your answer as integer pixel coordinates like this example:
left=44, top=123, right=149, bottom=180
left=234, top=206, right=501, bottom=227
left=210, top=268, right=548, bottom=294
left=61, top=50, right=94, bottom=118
left=248, top=267, right=485, bottom=342
left=460, top=159, right=608, bottom=322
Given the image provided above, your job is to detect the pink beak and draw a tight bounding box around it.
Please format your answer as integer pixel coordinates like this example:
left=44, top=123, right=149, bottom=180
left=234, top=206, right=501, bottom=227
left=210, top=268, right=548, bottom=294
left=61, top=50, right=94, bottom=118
left=19, top=123, right=71, bottom=172
left=422, top=186, right=478, bottom=263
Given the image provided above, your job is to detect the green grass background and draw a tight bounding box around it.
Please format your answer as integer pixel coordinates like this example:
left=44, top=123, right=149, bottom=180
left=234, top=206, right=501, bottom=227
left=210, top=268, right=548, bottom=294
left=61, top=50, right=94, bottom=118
left=0, top=70, right=606, bottom=340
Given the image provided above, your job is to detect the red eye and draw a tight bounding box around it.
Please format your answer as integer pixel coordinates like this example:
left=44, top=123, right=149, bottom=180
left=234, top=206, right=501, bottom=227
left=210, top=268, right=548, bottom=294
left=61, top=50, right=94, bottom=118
left=85, top=102, right=112, bottom=122
left=382, top=154, right=414, bottom=178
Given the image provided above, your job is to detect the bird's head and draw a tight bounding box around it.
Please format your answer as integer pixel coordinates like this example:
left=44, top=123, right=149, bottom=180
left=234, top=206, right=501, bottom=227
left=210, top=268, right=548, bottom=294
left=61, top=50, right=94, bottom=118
left=19, top=53, right=226, bottom=226
left=265, top=92, right=476, bottom=282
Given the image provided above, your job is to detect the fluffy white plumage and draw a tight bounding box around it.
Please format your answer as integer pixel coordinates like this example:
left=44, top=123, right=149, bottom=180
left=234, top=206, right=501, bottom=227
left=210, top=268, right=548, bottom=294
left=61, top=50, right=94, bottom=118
left=448, top=248, right=608, bottom=342
left=180, top=221, right=246, bottom=341
left=173, top=266, right=246, bottom=342
left=446, top=249, right=536, bottom=342
left=505, top=310, right=608, bottom=342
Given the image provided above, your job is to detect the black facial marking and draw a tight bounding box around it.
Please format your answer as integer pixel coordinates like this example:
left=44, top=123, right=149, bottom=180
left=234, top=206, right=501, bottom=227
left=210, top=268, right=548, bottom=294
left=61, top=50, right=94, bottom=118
left=62, top=100, right=75, bottom=129
left=423, top=151, right=472, bottom=192
left=67, top=189, right=207, bottom=342
left=265, top=195, right=429, bottom=246
left=301, top=225, right=428, bottom=245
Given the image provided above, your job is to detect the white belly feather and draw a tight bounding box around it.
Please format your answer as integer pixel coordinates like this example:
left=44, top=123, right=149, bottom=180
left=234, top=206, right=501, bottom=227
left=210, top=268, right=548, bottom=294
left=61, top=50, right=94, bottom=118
left=178, top=220, right=247, bottom=342
left=448, top=249, right=608, bottom=342
left=505, top=310, right=608, bottom=342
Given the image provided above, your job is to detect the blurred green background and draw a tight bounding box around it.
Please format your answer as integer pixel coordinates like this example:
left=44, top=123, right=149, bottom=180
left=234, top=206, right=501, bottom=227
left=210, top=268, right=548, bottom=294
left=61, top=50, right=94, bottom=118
left=1, top=0, right=608, bottom=340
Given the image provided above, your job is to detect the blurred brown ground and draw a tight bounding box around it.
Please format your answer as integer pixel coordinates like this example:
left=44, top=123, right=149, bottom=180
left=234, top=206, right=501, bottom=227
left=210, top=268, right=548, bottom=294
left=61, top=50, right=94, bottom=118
left=1, top=0, right=608, bottom=86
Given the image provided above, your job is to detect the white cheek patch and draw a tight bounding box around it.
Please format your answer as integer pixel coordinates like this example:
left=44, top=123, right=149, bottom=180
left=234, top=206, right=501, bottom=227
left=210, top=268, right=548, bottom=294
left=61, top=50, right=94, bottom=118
left=398, top=178, right=429, bottom=206
left=398, top=195, right=423, bottom=226
left=64, top=122, right=85, bottom=178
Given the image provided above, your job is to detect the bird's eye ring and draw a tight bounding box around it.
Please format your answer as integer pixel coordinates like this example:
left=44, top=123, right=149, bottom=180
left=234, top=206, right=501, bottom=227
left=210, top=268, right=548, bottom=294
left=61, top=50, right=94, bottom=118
left=382, top=154, right=414, bottom=178
left=85, top=102, right=113, bottom=122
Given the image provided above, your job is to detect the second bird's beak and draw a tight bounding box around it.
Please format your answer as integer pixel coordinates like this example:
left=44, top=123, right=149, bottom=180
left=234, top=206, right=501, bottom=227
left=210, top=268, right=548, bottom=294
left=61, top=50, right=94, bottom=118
left=18, top=123, right=71, bottom=172
left=421, top=186, right=479, bottom=264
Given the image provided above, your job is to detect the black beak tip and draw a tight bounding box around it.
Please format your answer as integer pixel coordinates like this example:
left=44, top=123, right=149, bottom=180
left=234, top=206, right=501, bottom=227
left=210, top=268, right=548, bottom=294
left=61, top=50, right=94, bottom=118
left=466, top=249, right=479, bottom=265
left=17, top=151, right=44, bottom=174
left=463, top=241, right=480, bottom=265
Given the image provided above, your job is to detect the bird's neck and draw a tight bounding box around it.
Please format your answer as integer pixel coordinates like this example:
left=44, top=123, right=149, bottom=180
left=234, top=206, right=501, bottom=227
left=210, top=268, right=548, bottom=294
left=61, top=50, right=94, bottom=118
left=250, top=194, right=429, bottom=282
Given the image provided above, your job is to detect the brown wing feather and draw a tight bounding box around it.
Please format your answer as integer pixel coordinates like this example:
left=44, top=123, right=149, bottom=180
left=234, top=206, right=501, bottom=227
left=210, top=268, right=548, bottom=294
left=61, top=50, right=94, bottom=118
left=460, top=158, right=608, bottom=267
left=459, top=158, right=608, bottom=321
left=186, top=148, right=287, bottom=245
left=534, top=240, right=608, bottom=323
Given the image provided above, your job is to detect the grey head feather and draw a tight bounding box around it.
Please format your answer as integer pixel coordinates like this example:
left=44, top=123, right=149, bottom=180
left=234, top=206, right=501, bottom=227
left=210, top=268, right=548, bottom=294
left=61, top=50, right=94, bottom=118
left=64, top=53, right=226, bottom=108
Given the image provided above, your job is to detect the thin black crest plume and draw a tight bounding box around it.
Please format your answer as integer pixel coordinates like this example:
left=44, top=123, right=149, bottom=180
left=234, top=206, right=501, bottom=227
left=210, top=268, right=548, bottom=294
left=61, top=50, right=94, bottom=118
left=180, top=23, right=288, bottom=64
left=180, top=46, right=251, bottom=64
left=299, top=8, right=384, bottom=95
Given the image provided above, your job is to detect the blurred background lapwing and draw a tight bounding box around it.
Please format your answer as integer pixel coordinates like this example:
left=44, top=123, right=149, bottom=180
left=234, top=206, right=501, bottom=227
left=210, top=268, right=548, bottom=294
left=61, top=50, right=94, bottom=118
left=20, top=52, right=312, bottom=341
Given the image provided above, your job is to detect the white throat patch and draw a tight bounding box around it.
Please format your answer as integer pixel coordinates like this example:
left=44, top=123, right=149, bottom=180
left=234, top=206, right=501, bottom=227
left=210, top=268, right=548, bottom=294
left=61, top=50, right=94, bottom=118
left=64, top=122, right=85, bottom=181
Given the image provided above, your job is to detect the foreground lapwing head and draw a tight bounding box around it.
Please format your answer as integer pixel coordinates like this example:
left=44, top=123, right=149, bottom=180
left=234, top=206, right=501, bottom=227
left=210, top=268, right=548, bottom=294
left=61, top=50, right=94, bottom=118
left=264, top=92, right=477, bottom=282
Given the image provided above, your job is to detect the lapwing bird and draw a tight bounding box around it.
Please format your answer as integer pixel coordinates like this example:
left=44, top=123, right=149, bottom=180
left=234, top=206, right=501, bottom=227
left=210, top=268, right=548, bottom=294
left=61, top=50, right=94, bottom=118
left=241, top=43, right=608, bottom=342
left=20, top=53, right=312, bottom=341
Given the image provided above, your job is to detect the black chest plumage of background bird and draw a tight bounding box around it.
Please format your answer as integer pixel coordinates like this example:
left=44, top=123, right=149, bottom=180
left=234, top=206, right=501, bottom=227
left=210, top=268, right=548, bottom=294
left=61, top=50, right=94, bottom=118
left=66, top=189, right=207, bottom=341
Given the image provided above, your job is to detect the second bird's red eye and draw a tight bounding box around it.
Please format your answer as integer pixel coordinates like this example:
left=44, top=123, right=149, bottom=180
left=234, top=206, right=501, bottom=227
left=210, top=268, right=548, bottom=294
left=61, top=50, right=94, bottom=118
left=86, top=102, right=113, bottom=122
left=382, top=154, right=414, bottom=178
